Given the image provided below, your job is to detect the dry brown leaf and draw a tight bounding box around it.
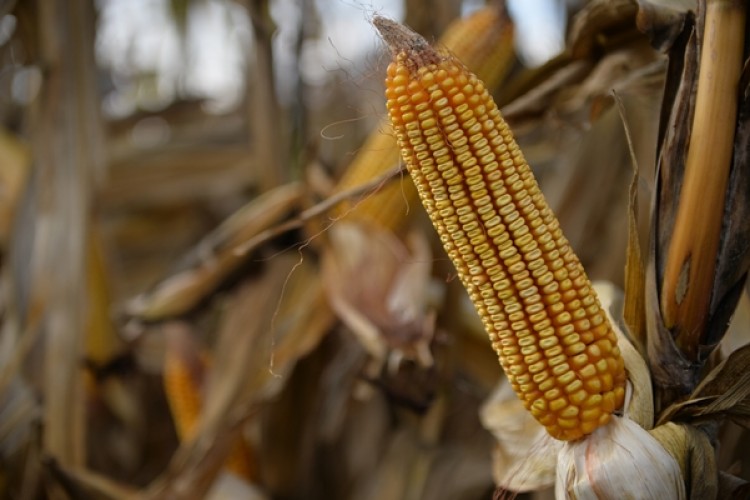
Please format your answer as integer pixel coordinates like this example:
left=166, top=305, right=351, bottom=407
left=125, top=183, right=302, bottom=321
left=636, top=1, right=692, bottom=52
left=648, top=422, right=717, bottom=499
left=615, top=92, right=648, bottom=351
left=660, top=344, right=750, bottom=426
left=568, top=0, right=640, bottom=58
left=646, top=0, right=750, bottom=411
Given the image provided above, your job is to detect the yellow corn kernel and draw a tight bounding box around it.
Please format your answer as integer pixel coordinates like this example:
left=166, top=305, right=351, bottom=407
left=335, top=6, right=515, bottom=232
left=374, top=17, right=626, bottom=441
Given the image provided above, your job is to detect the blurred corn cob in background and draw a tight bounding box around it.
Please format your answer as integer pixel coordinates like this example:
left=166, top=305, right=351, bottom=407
left=162, top=326, right=257, bottom=480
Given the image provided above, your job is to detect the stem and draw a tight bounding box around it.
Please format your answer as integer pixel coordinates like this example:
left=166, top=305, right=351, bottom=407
left=660, top=0, right=746, bottom=359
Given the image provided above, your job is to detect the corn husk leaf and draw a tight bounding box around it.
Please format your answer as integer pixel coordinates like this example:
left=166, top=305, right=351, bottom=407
left=595, top=282, right=655, bottom=429
left=142, top=254, right=327, bottom=498
left=323, top=222, right=438, bottom=371
left=616, top=93, right=648, bottom=350
left=479, top=380, right=561, bottom=492
left=636, top=1, right=693, bottom=52
left=641, top=1, right=699, bottom=399
left=556, top=417, right=686, bottom=500
left=567, top=0, right=640, bottom=59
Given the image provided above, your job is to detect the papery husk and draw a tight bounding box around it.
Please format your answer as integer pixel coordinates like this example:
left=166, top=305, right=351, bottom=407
left=556, top=416, right=686, bottom=499
left=479, top=380, right=561, bottom=492
left=323, top=221, right=439, bottom=371
left=554, top=284, right=683, bottom=499
left=594, top=282, right=654, bottom=429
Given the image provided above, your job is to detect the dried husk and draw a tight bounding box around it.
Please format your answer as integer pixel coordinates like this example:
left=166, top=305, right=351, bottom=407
left=480, top=380, right=561, bottom=492
left=556, top=416, right=686, bottom=500
left=323, top=221, right=439, bottom=371
left=648, top=422, right=718, bottom=499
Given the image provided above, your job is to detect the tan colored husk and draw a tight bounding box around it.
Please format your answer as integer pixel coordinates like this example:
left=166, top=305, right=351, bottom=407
left=648, top=422, right=718, bottom=499
left=595, top=282, right=654, bottom=429
left=323, top=221, right=439, bottom=372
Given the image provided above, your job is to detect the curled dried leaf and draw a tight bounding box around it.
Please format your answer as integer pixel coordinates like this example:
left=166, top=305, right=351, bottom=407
left=648, top=422, right=717, bottom=499
left=660, top=343, right=750, bottom=426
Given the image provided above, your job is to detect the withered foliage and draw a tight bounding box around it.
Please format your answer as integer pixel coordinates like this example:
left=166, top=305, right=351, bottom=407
left=1, top=0, right=749, bottom=499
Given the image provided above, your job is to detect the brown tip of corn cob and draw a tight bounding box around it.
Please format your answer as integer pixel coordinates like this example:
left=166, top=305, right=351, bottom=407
left=375, top=18, right=626, bottom=441
left=373, top=16, right=444, bottom=71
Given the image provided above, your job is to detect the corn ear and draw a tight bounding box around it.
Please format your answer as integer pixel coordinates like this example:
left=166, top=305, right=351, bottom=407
left=335, top=6, right=515, bottom=232
left=374, top=17, right=626, bottom=441
left=163, top=330, right=258, bottom=480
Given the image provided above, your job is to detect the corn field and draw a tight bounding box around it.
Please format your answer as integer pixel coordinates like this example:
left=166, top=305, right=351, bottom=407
left=1, top=0, right=749, bottom=498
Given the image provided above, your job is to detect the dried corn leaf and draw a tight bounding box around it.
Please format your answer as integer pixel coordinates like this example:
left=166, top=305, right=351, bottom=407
left=126, top=183, right=302, bottom=321
left=644, top=6, right=701, bottom=402
left=636, top=1, right=692, bottom=52
left=706, top=71, right=750, bottom=353
left=616, top=93, right=648, bottom=350
left=659, top=343, right=750, bottom=426
left=568, top=0, right=640, bottom=58
left=648, top=422, right=717, bottom=499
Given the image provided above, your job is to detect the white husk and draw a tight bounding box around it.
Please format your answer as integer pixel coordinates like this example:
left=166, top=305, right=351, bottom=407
left=594, top=282, right=654, bottom=429
left=480, top=381, right=562, bottom=491
left=555, top=415, right=686, bottom=499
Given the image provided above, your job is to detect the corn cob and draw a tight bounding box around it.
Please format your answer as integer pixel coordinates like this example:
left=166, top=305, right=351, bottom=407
left=163, top=338, right=258, bottom=479
left=335, top=6, right=514, bottom=232
left=374, top=18, right=626, bottom=441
